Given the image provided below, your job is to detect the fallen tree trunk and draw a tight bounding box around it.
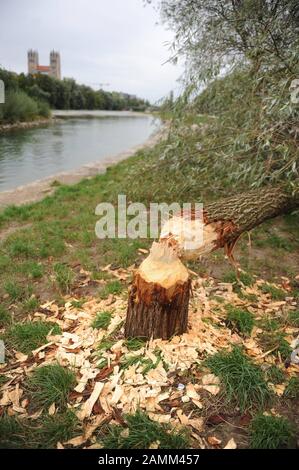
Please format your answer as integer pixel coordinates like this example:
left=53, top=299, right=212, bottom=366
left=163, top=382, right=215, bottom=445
left=125, top=185, right=299, bottom=339
left=160, top=185, right=299, bottom=260
left=204, top=185, right=299, bottom=251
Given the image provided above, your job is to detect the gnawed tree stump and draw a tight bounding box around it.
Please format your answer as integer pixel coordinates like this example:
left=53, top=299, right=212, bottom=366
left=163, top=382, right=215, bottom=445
left=125, top=242, right=191, bottom=339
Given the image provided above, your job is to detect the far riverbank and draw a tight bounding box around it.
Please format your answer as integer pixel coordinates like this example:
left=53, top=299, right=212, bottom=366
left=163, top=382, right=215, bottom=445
left=0, top=110, right=152, bottom=133
left=0, top=117, right=55, bottom=133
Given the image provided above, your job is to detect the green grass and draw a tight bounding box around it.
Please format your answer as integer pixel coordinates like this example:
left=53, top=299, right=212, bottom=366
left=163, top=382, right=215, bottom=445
left=120, top=354, right=155, bottom=373
left=0, top=414, right=26, bottom=448
left=249, top=414, right=295, bottom=449
left=97, top=357, right=109, bottom=370
left=8, top=237, right=35, bottom=258
left=288, top=310, right=299, bottom=327
left=258, top=332, right=291, bottom=360
left=34, top=411, right=81, bottom=448
left=258, top=317, right=281, bottom=332
left=24, top=261, right=44, bottom=279
left=265, top=365, right=285, bottom=384
left=100, top=410, right=190, bottom=449
left=260, top=283, right=286, bottom=300
left=54, top=263, right=74, bottom=293
left=284, top=377, right=299, bottom=399
left=27, top=364, right=76, bottom=409
left=239, top=292, right=258, bottom=303
left=222, top=270, right=254, bottom=289
left=70, top=299, right=85, bottom=309
left=4, top=281, right=31, bottom=301
left=22, top=296, right=39, bottom=313
left=124, top=337, right=147, bottom=351
left=225, top=305, right=254, bottom=336
left=99, top=280, right=123, bottom=299
left=255, top=234, right=295, bottom=252
left=97, top=337, right=114, bottom=351
left=205, top=347, right=271, bottom=412
left=91, top=311, right=112, bottom=330
left=4, top=321, right=61, bottom=354
left=0, top=374, right=9, bottom=386
left=0, top=410, right=81, bottom=449
left=0, top=304, right=12, bottom=327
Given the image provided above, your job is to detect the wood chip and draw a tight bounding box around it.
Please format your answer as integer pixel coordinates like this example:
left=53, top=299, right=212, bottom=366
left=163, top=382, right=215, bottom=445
left=77, top=382, right=104, bottom=420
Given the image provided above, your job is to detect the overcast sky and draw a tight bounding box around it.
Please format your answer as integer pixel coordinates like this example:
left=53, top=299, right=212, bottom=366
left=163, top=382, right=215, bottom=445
left=0, top=0, right=183, bottom=102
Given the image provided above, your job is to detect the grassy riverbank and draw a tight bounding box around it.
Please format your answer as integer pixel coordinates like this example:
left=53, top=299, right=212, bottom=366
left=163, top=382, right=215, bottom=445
left=0, top=71, right=298, bottom=449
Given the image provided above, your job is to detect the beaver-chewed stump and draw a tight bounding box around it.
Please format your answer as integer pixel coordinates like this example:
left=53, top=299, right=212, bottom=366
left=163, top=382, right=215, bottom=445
left=125, top=242, right=191, bottom=340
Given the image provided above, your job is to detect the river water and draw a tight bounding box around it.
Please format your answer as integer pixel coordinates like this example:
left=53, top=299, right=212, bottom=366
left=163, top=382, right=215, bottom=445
left=0, top=111, right=158, bottom=191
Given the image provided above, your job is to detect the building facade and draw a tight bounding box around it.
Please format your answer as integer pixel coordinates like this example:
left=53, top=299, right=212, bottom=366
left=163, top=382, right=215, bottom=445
left=27, top=50, right=61, bottom=80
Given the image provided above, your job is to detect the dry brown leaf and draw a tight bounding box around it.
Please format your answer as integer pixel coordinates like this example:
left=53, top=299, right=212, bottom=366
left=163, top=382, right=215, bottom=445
left=202, top=373, right=220, bottom=385
left=149, top=440, right=160, bottom=449
left=186, top=383, right=200, bottom=400
left=269, top=383, right=286, bottom=396
left=85, top=413, right=112, bottom=441
left=191, top=398, right=203, bottom=409
left=64, top=435, right=86, bottom=446
left=208, top=436, right=222, bottom=446
left=85, top=443, right=104, bottom=449
left=138, top=248, right=149, bottom=254
left=28, top=409, right=43, bottom=420
left=189, top=417, right=204, bottom=433
left=48, top=403, right=56, bottom=415
left=201, top=384, right=220, bottom=395
left=148, top=412, right=171, bottom=424
left=176, top=409, right=189, bottom=425
left=224, top=438, right=237, bottom=449
left=120, top=428, right=129, bottom=438
left=14, top=351, right=29, bottom=362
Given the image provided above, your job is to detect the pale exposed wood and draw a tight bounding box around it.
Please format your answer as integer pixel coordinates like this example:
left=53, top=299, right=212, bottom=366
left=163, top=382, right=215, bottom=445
left=125, top=244, right=190, bottom=339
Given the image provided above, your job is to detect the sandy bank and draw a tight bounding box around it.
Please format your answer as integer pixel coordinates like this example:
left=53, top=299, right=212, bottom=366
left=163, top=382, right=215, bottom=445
left=0, top=117, right=56, bottom=133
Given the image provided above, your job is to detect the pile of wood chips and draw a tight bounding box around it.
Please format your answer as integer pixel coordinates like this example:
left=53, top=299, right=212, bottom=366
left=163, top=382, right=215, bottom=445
left=1, top=266, right=298, bottom=449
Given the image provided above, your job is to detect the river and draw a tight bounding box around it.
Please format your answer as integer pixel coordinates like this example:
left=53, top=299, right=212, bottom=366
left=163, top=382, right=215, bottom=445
left=0, top=111, right=159, bottom=192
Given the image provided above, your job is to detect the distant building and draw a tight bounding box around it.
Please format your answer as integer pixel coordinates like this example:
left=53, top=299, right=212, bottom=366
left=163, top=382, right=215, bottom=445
left=119, top=92, right=137, bottom=101
left=27, top=50, right=61, bottom=80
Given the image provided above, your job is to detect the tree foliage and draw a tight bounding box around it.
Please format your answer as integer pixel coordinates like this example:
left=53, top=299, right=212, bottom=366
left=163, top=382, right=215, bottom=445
left=0, top=90, right=50, bottom=123
left=151, top=0, right=299, bottom=82
left=147, top=0, right=299, bottom=192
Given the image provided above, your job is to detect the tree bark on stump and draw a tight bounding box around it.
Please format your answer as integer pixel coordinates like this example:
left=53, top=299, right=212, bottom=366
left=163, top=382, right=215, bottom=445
left=125, top=242, right=191, bottom=340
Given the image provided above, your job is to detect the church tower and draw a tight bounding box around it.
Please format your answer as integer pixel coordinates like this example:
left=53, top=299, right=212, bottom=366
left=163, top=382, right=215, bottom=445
left=50, top=51, right=61, bottom=80
left=27, top=49, right=39, bottom=75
